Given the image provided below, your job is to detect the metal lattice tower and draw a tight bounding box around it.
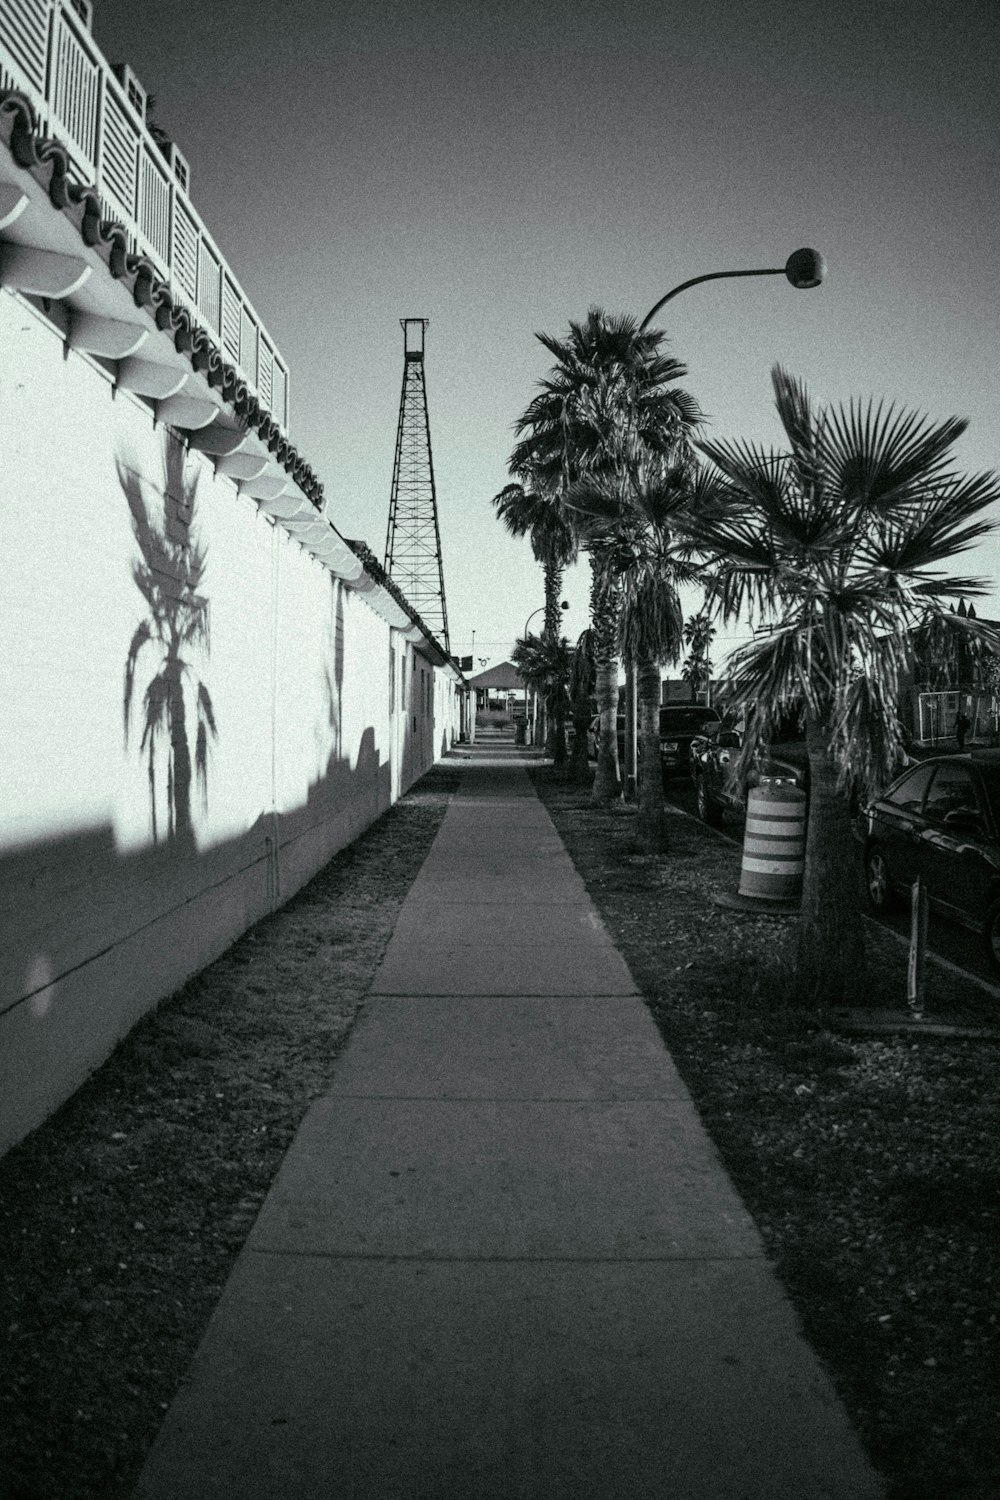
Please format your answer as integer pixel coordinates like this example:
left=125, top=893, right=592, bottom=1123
left=384, top=319, right=450, bottom=653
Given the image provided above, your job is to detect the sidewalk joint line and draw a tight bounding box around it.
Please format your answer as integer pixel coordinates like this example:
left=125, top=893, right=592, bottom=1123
left=321, top=1093, right=679, bottom=1102
left=247, top=1247, right=765, bottom=1265
left=367, top=991, right=642, bottom=999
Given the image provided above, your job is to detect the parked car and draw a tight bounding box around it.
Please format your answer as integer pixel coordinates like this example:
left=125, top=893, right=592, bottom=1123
left=588, top=713, right=626, bottom=762
left=587, top=704, right=727, bottom=784
left=658, top=704, right=722, bottom=780
left=690, top=724, right=808, bottom=826
left=861, top=750, right=1000, bottom=967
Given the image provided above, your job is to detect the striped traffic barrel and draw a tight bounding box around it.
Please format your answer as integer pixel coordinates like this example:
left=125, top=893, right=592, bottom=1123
left=738, top=783, right=807, bottom=904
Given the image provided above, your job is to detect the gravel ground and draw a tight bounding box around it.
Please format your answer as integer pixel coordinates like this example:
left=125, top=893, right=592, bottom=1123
left=0, top=762, right=460, bottom=1500
left=531, top=768, right=1000, bottom=1500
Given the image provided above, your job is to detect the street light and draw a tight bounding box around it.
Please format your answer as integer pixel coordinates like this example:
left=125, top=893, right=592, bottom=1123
left=638, top=247, right=826, bottom=331
left=621, top=248, right=825, bottom=795
left=522, top=600, right=569, bottom=638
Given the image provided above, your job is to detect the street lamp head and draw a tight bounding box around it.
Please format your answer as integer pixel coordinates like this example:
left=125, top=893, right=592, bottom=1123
left=785, top=247, right=826, bottom=290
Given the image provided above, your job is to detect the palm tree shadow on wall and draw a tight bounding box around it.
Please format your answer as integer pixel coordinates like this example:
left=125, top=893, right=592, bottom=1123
left=322, top=582, right=346, bottom=761
left=119, top=440, right=217, bottom=850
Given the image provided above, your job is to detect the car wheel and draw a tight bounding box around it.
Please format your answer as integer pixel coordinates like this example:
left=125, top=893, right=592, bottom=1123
left=864, top=845, right=895, bottom=913
left=983, top=900, right=1000, bottom=971
left=696, top=777, right=723, bottom=828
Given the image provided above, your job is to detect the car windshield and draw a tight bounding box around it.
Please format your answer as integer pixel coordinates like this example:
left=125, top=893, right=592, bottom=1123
left=923, top=762, right=981, bottom=820
left=974, top=767, right=1000, bottom=830
left=660, top=708, right=720, bottom=730
left=882, top=762, right=935, bottom=814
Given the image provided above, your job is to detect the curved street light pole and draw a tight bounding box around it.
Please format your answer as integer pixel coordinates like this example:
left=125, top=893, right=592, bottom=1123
left=625, top=246, right=826, bottom=794
left=638, top=247, right=826, bottom=331
left=520, top=606, right=545, bottom=744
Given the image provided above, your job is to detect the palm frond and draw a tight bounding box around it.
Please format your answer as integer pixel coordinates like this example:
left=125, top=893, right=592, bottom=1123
left=511, top=632, right=572, bottom=701
left=720, top=624, right=813, bottom=783
left=696, top=435, right=793, bottom=514
left=864, top=470, right=1000, bottom=575
left=619, top=571, right=684, bottom=666
left=704, top=556, right=783, bottom=629
left=770, top=364, right=824, bottom=493
left=910, top=575, right=993, bottom=599
left=562, top=476, right=620, bottom=522
left=818, top=395, right=968, bottom=513
left=829, top=637, right=911, bottom=794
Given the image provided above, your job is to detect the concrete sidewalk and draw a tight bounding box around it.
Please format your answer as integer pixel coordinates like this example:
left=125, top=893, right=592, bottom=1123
left=135, top=745, right=883, bottom=1499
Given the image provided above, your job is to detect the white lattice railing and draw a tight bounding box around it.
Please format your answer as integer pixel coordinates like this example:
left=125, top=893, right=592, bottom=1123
left=0, top=0, right=291, bottom=431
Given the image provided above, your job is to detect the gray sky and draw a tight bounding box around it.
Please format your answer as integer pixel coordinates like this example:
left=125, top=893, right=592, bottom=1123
left=94, top=0, right=1000, bottom=666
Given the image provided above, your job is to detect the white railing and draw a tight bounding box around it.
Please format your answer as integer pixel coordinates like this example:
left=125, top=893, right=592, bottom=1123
left=0, top=0, right=290, bottom=431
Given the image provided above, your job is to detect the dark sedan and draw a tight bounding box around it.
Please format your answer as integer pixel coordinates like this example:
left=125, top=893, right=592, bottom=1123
left=861, top=751, right=1000, bottom=968
left=690, top=725, right=808, bottom=825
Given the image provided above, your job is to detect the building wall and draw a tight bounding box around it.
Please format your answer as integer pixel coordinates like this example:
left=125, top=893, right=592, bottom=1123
left=0, top=290, right=452, bottom=1153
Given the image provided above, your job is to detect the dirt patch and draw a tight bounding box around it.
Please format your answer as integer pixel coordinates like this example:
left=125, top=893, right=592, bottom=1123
left=532, top=771, right=1000, bottom=1500
left=0, top=762, right=459, bottom=1500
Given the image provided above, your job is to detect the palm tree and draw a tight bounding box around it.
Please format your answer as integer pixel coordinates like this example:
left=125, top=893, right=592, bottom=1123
left=681, top=609, right=716, bottom=702
left=492, top=478, right=577, bottom=755
left=120, top=444, right=217, bottom=847
left=510, top=632, right=572, bottom=772
left=570, top=468, right=706, bottom=850
left=693, top=365, right=1000, bottom=1008
left=492, top=481, right=577, bottom=644
left=512, top=309, right=701, bottom=806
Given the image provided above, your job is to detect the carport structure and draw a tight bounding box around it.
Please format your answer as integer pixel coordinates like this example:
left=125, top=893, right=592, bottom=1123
left=468, top=661, right=529, bottom=719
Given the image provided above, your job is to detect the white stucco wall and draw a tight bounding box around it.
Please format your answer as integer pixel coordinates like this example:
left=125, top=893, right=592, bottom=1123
left=0, top=289, right=451, bottom=1153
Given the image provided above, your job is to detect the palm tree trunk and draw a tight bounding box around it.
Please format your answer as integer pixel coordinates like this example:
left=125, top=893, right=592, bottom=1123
left=590, top=560, right=621, bottom=805
left=795, top=714, right=866, bottom=1006
left=551, top=687, right=569, bottom=778
left=543, top=560, right=563, bottom=642
left=537, top=695, right=549, bottom=754
left=623, top=658, right=638, bottom=800
left=543, top=560, right=562, bottom=755
left=636, top=656, right=667, bottom=852
left=570, top=692, right=591, bottom=781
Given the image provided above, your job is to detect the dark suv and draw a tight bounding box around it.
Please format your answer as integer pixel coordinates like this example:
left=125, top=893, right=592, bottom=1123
left=658, top=705, right=722, bottom=780
left=588, top=706, right=721, bottom=783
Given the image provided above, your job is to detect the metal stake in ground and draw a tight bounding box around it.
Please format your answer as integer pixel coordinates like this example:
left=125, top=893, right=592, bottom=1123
left=907, top=876, right=928, bottom=1016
